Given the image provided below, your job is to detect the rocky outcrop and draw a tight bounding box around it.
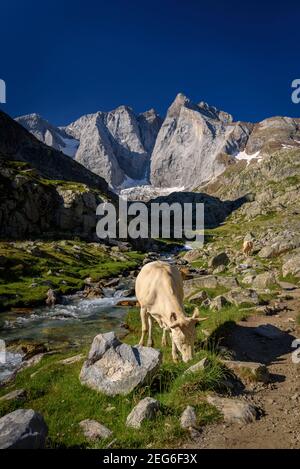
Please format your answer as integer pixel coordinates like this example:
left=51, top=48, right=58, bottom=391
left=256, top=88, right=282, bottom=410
left=79, top=332, right=162, bottom=396
left=0, top=159, right=106, bottom=239
left=0, top=111, right=113, bottom=196
left=0, top=409, right=48, bottom=449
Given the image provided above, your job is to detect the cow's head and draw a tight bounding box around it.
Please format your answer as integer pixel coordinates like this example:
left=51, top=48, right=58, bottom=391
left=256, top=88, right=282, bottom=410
left=170, top=308, right=207, bottom=362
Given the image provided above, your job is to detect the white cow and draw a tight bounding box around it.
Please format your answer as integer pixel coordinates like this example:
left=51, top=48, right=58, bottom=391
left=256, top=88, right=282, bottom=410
left=135, top=261, right=206, bottom=362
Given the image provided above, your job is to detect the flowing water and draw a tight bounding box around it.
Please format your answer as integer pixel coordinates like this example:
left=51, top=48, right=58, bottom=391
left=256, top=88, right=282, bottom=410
left=0, top=250, right=186, bottom=384
left=0, top=281, right=137, bottom=383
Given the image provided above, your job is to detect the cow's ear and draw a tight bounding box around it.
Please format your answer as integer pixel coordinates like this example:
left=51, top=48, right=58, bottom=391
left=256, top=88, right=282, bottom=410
left=170, top=312, right=182, bottom=329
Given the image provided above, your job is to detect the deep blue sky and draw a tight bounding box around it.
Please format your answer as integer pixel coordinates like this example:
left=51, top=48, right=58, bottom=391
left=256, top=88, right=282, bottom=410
left=1, top=0, right=300, bottom=125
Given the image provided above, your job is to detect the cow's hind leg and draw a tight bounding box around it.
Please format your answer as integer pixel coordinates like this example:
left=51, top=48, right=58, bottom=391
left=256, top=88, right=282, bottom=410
left=139, top=306, right=148, bottom=346
left=147, top=316, right=153, bottom=347
left=161, top=328, right=168, bottom=347
left=171, top=334, right=179, bottom=362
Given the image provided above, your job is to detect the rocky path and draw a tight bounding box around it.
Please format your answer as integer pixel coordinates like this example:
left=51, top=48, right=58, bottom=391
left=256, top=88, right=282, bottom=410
left=187, top=285, right=300, bottom=449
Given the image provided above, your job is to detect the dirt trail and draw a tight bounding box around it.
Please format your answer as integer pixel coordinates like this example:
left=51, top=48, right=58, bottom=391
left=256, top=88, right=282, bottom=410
left=187, top=286, right=300, bottom=449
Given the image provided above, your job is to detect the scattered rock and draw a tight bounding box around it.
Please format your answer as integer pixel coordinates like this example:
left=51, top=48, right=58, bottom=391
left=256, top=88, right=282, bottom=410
left=126, top=397, right=160, bottom=429
left=180, top=406, right=197, bottom=429
left=116, top=299, right=138, bottom=307
left=80, top=332, right=162, bottom=396
left=252, top=272, right=277, bottom=289
left=282, top=255, right=300, bottom=278
left=184, top=357, right=210, bottom=374
left=189, top=290, right=209, bottom=304
left=59, top=354, right=83, bottom=365
left=0, top=409, right=48, bottom=449
left=207, top=396, right=259, bottom=424
left=0, top=389, right=26, bottom=402
left=183, top=249, right=201, bottom=262
left=79, top=419, right=112, bottom=440
left=225, top=288, right=260, bottom=306
left=213, top=265, right=226, bottom=274
left=209, top=252, right=230, bottom=269
left=184, top=275, right=238, bottom=297
left=223, top=360, right=270, bottom=383
left=210, top=295, right=229, bottom=311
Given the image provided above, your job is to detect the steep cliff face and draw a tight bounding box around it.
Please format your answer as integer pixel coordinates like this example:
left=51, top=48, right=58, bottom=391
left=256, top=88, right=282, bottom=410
left=149, top=94, right=253, bottom=189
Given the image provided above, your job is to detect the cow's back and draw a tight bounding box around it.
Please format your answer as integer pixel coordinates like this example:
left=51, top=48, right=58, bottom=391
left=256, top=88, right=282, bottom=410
left=135, top=261, right=183, bottom=307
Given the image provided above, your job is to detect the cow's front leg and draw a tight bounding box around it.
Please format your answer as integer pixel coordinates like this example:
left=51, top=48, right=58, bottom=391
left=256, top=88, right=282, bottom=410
left=171, top=335, right=179, bottom=362
left=139, top=306, right=148, bottom=346
left=147, top=316, right=153, bottom=347
left=161, top=328, right=167, bottom=347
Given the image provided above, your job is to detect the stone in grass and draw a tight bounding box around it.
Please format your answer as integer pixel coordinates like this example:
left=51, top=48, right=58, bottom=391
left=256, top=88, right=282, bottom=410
left=189, top=290, right=209, bottom=304
left=0, top=409, right=48, bottom=449
left=208, top=252, right=230, bottom=269
left=0, top=389, right=26, bottom=402
left=207, top=396, right=259, bottom=424
left=223, top=360, right=270, bottom=384
left=184, top=357, right=210, bottom=375
left=80, top=332, right=162, bottom=396
left=209, top=295, right=229, bottom=311
left=180, top=406, right=197, bottom=429
left=126, top=397, right=160, bottom=429
left=79, top=419, right=112, bottom=440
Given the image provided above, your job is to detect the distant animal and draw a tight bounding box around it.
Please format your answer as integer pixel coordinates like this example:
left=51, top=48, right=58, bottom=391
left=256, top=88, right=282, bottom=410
left=243, top=240, right=254, bottom=256
left=135, top=261, right=207, bottom=362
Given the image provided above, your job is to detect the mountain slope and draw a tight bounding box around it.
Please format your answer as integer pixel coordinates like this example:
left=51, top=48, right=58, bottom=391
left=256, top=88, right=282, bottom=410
left=0, top=110, right=114, bottom=197
left=16, top=107, right=162, bottom=188
left=15, top=95, right=300, bottom=193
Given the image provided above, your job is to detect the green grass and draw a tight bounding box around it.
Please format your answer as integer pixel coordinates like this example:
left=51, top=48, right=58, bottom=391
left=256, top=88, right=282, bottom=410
left=0, top=301, right=248, bottom=448
left=0, top=241, right=144, bottom=310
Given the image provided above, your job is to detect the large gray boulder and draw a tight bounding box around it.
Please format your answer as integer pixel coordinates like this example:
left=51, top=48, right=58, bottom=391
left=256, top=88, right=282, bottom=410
left=80, top=332, right=162, bottom=396
left=126, top=397, right=160, bottom=428
left=0, top=409, right=48, bottom=449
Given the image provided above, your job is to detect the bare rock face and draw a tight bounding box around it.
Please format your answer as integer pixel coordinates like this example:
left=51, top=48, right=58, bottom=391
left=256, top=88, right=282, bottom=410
left=15, top=97, right=300, bottom=193
left=150, top=93, right=252, bottom=190
left=16, top=107, right=162, bottom=189
left=0, top=409, right=48, bottom=449
left=80, top=332, right=162, bottom=396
